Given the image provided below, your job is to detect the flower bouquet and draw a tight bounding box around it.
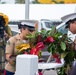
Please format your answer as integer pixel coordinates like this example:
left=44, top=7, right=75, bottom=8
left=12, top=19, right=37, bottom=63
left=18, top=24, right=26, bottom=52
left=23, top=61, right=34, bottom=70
left=16, top=26, right=75, bottom=75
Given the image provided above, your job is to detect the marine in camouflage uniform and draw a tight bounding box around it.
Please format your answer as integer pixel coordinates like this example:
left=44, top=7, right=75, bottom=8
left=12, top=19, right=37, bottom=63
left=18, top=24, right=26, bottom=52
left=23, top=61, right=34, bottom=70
left=0, top=37, right=6, bottom=74
left=0, top=13, right=12, bottom=74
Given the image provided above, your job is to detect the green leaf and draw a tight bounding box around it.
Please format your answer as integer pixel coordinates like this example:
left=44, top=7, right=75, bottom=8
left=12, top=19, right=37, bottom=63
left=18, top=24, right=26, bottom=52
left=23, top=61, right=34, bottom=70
left=68, top=51, right=74, bottom=59
left=47, top=45, right=52, bottom=53
left=61, top=52, right=68, bottom=58
left=54, top=32, right=62, bottom=38
left=50, top=26, right=56, bottom=36
left=60, top=42, right=66, bottom=51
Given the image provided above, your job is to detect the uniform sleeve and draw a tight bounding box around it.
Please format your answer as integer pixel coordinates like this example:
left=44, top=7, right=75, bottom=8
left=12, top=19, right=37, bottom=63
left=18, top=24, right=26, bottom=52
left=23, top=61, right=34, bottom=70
left=5, top=26, right=12, bottom=36
left=5, top=37, right=14, bottom=54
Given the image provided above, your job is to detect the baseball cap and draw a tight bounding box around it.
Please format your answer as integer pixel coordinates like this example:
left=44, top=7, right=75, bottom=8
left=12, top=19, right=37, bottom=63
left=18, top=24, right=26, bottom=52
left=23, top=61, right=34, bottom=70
left=61, top=13, right=76, bottom=28
left=18, top=20, right=38, bottom=31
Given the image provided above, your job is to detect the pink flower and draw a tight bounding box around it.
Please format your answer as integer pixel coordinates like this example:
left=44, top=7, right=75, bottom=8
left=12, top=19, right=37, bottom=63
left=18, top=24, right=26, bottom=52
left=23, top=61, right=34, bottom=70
left=53, top=54, right=61, bottom=63
left=36, top=42, right=44, bottom=50
left=53, top=54, right=59, bottom=58
left=24, top=52, right=28, bottom=54
left=38, top=71, right=43, bottom=75
left=56, top=58, right=61, bottom=63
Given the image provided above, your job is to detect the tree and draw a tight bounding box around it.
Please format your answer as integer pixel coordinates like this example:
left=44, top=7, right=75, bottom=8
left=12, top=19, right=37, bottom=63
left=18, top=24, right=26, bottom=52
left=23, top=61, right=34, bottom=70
left=0, top=1, right=6, bottom=4
left=1, top=2, right=7, bottom=4
left=15, top=0, right=25, bottom=4
left=32, top=0, right=40, bottom=4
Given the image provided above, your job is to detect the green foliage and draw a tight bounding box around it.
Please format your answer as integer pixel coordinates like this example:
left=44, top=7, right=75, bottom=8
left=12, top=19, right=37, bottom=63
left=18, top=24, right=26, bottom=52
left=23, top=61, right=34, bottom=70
left=32, top=0, right=40, bottom=4
left=15, top=0, right=25, bottom=4
left=52, top=0, right=64, bottom=4
left=26, top=26, right=75, bottom=75
left=60, top=42, right=66, bottom=51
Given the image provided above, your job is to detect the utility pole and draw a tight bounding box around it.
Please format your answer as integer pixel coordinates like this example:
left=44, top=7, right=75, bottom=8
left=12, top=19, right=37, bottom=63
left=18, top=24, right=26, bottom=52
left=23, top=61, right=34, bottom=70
left=25, top=0, right=29, bottom=19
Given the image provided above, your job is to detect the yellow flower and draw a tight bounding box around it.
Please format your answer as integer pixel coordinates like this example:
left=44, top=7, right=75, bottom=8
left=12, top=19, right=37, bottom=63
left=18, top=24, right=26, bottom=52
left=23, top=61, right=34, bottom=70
left=16, top=43, right=30, bottom=52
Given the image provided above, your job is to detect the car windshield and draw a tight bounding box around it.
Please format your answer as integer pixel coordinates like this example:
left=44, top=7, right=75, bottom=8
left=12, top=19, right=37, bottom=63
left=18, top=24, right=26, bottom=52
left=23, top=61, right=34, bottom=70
left=45, top=22, right=53, bottom=28
left=57, top=23, right=68, bottom=34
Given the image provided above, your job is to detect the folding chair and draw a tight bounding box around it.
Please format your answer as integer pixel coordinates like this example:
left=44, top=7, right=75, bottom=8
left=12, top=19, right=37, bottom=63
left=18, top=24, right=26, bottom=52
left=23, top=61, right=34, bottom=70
left=38, top=47, right=64, bottom=75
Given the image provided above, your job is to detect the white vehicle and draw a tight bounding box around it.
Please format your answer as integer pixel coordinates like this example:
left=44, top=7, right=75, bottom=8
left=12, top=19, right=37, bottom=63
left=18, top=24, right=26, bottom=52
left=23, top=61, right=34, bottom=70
left=57, top=22, right=76, bottom=42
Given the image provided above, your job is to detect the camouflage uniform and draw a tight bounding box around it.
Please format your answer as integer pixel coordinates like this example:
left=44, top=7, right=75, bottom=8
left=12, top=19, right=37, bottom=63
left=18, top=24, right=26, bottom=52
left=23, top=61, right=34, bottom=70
left=5, top=25, right=12, bottom=37
left=0, top=13, right=12, bottom=74
left=0, top=26, right=12, bottom=74
left=0, top=37, right=6, bottom=74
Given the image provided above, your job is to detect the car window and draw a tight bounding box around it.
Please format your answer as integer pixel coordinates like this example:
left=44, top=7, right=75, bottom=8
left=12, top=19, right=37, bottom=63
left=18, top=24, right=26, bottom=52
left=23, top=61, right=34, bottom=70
left=57, top=24, right=68, bottom=34
left=45, top=22, right=53, bottom=28
left=12, top=31, right=18, bottom=36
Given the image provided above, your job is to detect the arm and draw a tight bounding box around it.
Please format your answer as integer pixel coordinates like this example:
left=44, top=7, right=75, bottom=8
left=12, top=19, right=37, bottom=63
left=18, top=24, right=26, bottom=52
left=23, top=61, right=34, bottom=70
left=6, top=53, right=15, bottom=66
left=5, top=37, right=15, bottom=66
